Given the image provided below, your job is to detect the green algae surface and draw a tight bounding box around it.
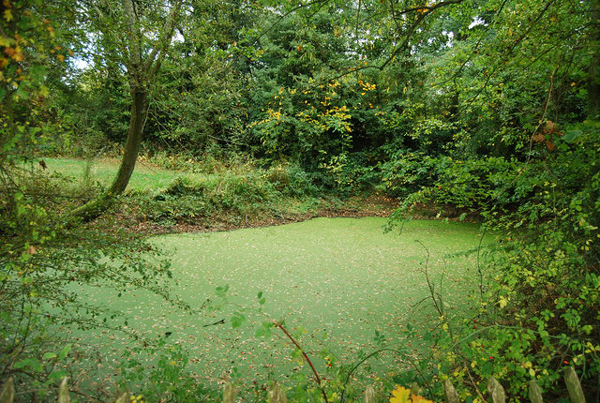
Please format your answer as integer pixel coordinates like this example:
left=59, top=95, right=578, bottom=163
left=73, top=217, right=492, bottom=390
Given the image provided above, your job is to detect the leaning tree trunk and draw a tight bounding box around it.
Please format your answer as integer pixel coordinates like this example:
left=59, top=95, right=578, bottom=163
left=66, top=0, right=181, bottom=224
left=109, top=88, right=148, bottom=195
left=67, top=87, right=148, bottom=223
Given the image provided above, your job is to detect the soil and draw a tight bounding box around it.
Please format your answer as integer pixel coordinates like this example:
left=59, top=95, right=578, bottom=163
left=95, top=194, right=399, bottom=236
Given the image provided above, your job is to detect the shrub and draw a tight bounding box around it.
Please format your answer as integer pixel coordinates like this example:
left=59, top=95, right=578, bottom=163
left=391, top=121, right=600, bottom=399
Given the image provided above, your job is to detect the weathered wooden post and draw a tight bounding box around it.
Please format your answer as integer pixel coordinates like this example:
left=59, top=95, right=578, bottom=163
left=487, top=376, right=506, bottom=403
left=443, top=379, right=459, bottom=403
left=58, top=377, right=71, bottom=403
left=223, top=382, right=236, bottom=403
left=115, top=392, right=131, bottom=403
left=528, top=379, right=544, bottom=403
left=0, top=378, right=15, bottom=403
left=564, top=367, right=586, bottom=403
left=364, top=385, right=376, bottom=403
left=268, top=382, right=287, bottom=403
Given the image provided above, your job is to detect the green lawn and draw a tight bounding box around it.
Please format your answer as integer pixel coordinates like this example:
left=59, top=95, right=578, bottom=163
left=69, top=217, right=491, bottom=395
left=44, top=157, right=194, bottom=192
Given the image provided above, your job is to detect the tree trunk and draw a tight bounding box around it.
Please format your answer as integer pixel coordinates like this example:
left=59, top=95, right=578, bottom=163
left=65, top=87, right=147, bottom=224
left=64, top=0, right=181, bottom=224
left=109, top=88, right=148, bottom=195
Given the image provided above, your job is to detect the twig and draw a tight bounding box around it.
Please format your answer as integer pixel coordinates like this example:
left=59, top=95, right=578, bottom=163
left=339, top=347, right=429, bottom=403
left=271, top=319, right=329, bottom=403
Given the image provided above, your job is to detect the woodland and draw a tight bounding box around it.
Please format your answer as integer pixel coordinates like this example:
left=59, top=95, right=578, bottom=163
left=0, top=0, right=599, bottom=401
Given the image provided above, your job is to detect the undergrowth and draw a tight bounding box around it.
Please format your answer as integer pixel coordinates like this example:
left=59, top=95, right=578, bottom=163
left=387, top=121, right=600, bottom=400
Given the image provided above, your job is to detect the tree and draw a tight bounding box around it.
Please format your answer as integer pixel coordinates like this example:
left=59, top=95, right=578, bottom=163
left=0, top=3, right=182, bottom=397
left=69, top=0, right=183, bottom=221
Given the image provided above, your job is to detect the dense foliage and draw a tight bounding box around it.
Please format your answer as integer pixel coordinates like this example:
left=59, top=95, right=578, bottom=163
left=1, top=0, right=599, bottom=400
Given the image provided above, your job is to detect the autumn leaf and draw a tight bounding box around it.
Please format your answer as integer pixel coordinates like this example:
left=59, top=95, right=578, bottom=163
left=411, top=395, right=433, bottom=403
left=12, top=46, right=23, bottom=62
left=3, top=46, right=24, bottom=62
left=3, top=9, right=13, bottom=22
left=532, top=133, right=545, bottom=143
left=390, top=386, right=411, bottom=403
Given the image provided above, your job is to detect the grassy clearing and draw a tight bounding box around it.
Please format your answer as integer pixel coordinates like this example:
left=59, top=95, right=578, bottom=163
left=43, top=157, right=195, bottom=192
left=44, top=157, right=394, bottom=231
left=69, top=217, right=492, bottom=396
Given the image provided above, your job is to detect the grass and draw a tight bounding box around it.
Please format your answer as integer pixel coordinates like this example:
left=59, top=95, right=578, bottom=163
left=69, top=217, right=492, bottom=397
left=43, top=157, right=194, bottom=192
left=43, top=157, right=371, bottom=229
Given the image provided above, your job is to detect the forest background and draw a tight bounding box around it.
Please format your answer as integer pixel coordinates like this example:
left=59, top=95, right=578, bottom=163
left=0, top=0, right=599, bottom=401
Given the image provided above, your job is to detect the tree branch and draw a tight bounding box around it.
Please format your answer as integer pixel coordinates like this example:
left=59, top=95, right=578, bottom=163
left=145, top=0, right=184, bottom=74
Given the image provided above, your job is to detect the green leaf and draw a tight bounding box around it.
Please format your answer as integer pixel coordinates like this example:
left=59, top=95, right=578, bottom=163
left=43, top=352, right=57, bottom=360
left=14, top=358, right=44, bottom=372
left=58, top=344, right=72, bottom=360
left=255, top=322, right=273, bottom=338
left=216, top=284, right=229, bottom=298
left=562, top=130, right=584, bottom=144
left=231, top=312, right=246, bottom=328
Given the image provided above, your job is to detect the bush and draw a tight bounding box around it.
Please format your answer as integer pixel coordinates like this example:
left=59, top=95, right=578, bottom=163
left=391, top=121, right=600, bottom=399
left=0, top=161, right=184, bottom=400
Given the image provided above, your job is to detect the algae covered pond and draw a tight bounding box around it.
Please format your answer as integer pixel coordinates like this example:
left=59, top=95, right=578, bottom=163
left=73, top=217, right=491, bottom=390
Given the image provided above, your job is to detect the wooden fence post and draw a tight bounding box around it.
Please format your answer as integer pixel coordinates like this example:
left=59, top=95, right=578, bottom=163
left=223, top=382, right=236, bottom=403
left=443, top=379, right=459, bottom=403
left=268, top=382, right=287, bottom=403
left=487, top=376, right=506, bottom=403
left=115, top=392, right=131, bottom=403
left=564, top=367, right=586, bottom=403
left=528, top=379, right=544, bottom=403
left=364, top=385, right=376, bottom=403
left=0, top=378, right=14, bottom=403
left=58, top=377, right=71, bottom=403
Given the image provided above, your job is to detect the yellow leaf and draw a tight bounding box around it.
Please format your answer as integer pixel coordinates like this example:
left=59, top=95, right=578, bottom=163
left=499, top=296, right=508, bottom=308
left=57, top=54, right=65, bottom=62
left=390, top=386, right=411, bottom=403
left=3, top=9, right=13, bottom=22
left=0, top=36, right=15, bottom=47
